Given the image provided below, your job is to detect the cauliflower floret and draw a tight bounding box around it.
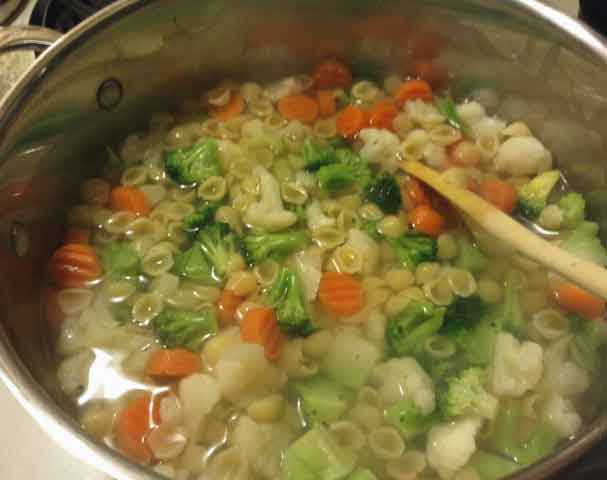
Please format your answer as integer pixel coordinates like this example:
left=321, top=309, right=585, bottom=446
left=265, top=76, right=308, bottom=102
left=345, top=228, right=380, bottom=274
left=494, top=137, right=553, bottom=176
left=406, top=99, right=445, bottom=128
left=178, top=373, right=221, bottom=439
left=427, top=417, right=484, bottom=479
left=232, top=416, right=294, bottom=479
left=215, top=343, right=286, bottom=407
left=541, top=337, right=590, bottom=396
left=491, top=332, right=544, bottom=397
left=369, top=357, right=435, bottom=415
left=456, top=101, right=486, bottom=128
left=472, top=117, right=507, bottom=141
left=306, top=200, right=335, bottom=231
left=244, top=166, right=297, bottom=232
left=358, top=128, right=401, bottom=172
left=542, top=393, right=582, bottom=438
left=293, top=247, right=323, bottom=301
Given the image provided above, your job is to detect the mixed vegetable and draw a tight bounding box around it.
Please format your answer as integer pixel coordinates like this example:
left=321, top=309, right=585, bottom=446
left=47, top=55, right=606, bottom=480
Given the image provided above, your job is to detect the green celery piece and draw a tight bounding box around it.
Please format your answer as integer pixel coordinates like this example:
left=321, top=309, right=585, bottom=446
left=346, top=469, right=377, bottom=480
left=281, top=427, right=357, bottom=480
left=294, top=376, right=353, bottom=424
left=385, top=398, right=438, bottom=439
left=100, top=241, right=139, bottom=275
left=172, top=243, right=219, bottom=286
left=454, top=232, right=489, bottom=274
left=321, top=330, right=380, bottom=389
left=469, top=451, right=521, bottom=480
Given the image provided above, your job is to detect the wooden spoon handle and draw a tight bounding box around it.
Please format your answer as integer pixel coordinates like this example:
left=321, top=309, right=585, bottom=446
left=401, top=160, right=607, bottom=300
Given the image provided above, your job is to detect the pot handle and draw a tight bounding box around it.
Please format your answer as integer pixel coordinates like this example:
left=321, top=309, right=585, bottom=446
left=0, top=26, right=61, bottom=54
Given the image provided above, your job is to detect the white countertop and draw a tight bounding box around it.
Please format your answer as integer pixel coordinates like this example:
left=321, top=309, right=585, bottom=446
left=0, top=0, right=582, bottom=479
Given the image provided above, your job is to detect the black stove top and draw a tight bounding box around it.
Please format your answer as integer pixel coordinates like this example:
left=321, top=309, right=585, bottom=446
left=17, top=0, right=607, bottom=478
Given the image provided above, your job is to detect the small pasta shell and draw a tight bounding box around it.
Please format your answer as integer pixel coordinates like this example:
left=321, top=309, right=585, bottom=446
left=358, top=387, right=383, bottom=409
left=532, top=309, right=569, bottom=341
left=103, top=279, right=136, bottom=303
left=393, top=113, right=413, bottom=138
left=302, top=330, right=334, bottom=359
left=225, top=271, right=257, bottom=297
left=170, top=187, right=197, bottom=203
left=330, top=421, right=366, bottom=450
left=281, top=182, right=308, bottom=205
left=147, top=166, right=165, bottom=183
left=368, top=426, right=405, bottom=461
left=358, top=203, right=384, bottom=221
left=415, top=262, right=441, bottom=285
left=313, top=118, right=337, bottom=138
left=264, top=112, right=288, bottom=130
left=167, top=222, right=188, bottom=246
left=206, top=447, right=248, bottom=480
left=126, top=218, right=159, bottom=240
left=139, top=184, right=166, bottom=207
left=164, top=201, right=195, bottom=221
left=386, top=451, right=427, bottom=480
left=333, top=245, right=363, bottom=274
left=351, top=80, right=380, bottom=103
left=377, top=215, right=407, bottom=238
left=147, top=424, right=188, bottom=460
left=445, top=269, right=478, bottom=297
left=105, top=211, right=137, bottom=234
left=502, top=121, right=532, bottom=138
left=241, top=82, right=262, bottom=103
left=121, top=166, right=148, bottom=186
left=132, top=293, right=163, bottom=326
left=166, top=287, right=199, bottom=310
left=336, top=210, right=359, bottom=232
left=254, top=259, right=280, bottom=286
left=401, top=129, right=429, bottom=161
left=81, top=178, right=110, bottom=206
left=249, top=98, right=275, bottom=118
left=424, top=335, right=456, bottom=359
left=312, top=226, right=346, bottom=250
left=57, top=288, right=94, bottom=315
left=150, top=273, right=179, bottom=298
left=423, top=275, right=454, bottom=306
left=142, top=246, right=174, bottom=277
left=207, top=85, right=232, bottom=107
left=476, top=133, right=500, bottom=161
left=279, top=339, right=318, bottom=379
left=350, top=403, right=383, bottom=431
left=429, top=124, right=462, bottom=146
left=198, top=176, right=227, bottom=202
left=247, top=394, right=284, bottom=424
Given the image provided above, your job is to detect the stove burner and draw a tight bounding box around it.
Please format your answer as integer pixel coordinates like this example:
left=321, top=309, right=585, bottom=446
left=31, top=0, right=115, bottom=32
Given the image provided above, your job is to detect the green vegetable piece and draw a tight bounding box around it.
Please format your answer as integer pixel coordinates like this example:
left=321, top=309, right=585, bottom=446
left=346, top=469, right=377, bottom=480
left=281, top=426, right=357, bottom=480
left=516, top=170, right=561, bottom=219
left=489, top=399, right=561, bottom=466
left=434, top=96, right=464, bottom=131
left=559, top=221, right=607, bottom=266
left=569, top=313, right=607, bottom=375
left=558, top=192, right=586, bottom=228
left=498, top=271, right=524, bottom=335
left=152, top=307, right=218, bottom=351
left=439, top=368, right=498, bottom=420
left=165, top=138, right=221, bottom=185
left=294, top=376, right=352, bottom=424
left=197, top=223, right=239, bottom=280
left=469, top=451, right=521, bottom=480
left=363, top=173, right=402, bottom=214
left=111, top=301, right=133, bottom=325
left=322, top=330, right=380, bottom=388
left=386, top=300, right=445, bottom=357
left=388, top=233, right=437, bottom=269
left=266, top=267, right=313, bottom=336
left=453, top=232, right=488, bottom=274
left=173, top=243, right=219, bottom=286
left=385, top=398, right=439, bottom=439
left=441, top=295, right=487, bottom=335
left=100, top=242, right=139, bottom=275
left=303, top=138, right=337, bottom=171
left=182, top=202, right=219, bottom=238
left=451, top=317, right=500, bottom=367
left=317, top=148, right=371, bottom=193
left=241, top=230, right=309, bottom=265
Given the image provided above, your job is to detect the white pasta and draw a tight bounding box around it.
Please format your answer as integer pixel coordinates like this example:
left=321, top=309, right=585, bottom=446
left=81, top=178, right=110, bottom=205
left=104, top=211, right=137, bottom=234
left=57, top=349, right=95, bottom=397
left=139, top=184, right=167, bottom=207
left=532, top=309, right=569, bottom=341
left=281, top=181, right=308, bottom=205
left=102, top=279, right=137, bottom=304
left=205, top=447, right=249, bottom=480
left=445, top=269, right=477, bottom=297
left=429, top=125, right=461, bottom=146
left=302, top=330, right=334, bottom=359
left=125, top=218, right=160, bottom=240
left=279, top=339, right=318, bottom=379
left=393, top=112, right=413, bottom=138
left=406, top=99, right=445, bottom=128
left=333, top=245, right=364, bottom=274
left=247, top=394, right=284, bottom=424
left=349, top=403, right=383, bottom=431
left=401, top=129, right=430, bottom=161
left=225, top=271, right=258, bottom=297
left=198, top=176, right=227, bottom=201
left=132, top=293, right=163, bottom=326
left=81, top=401, right=116, bottom=438
left=202, top=327, right=241, bottom=367
left=358, top=386, right=383, bottom=409
left=313, top=118, right=337, bottom=138
left=142, top=245, right=175, bottom=277
left=352, top=80, right=380, bottom=103
left=386, top=450, right=427, bottom=480
left=476, top=132, right=500, bottom=162
left=147, top=425, right=188, bottom=460
left=254, top=259, right=280, bottom=286
left=312, top=226, right=346, bottom=250
left=121, top=166, right=148, bottom=186
left=368, top=426, right=405, bottom=461
left=378, top=215, right=407, bottom=238
left=164, top=201, right=195, bottom=221
left=57, top=288, right=94, bottom=316
left=423, top=274, right=454, bottom=306
left=167, top=222, right=187, bottom=246
left=241, top=82, right=262, bottom=103
left=330, top=421, right=366, bottom=450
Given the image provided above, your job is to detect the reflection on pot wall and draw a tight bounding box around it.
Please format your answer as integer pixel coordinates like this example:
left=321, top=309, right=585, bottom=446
left=0, top=0, right=605, bottom=448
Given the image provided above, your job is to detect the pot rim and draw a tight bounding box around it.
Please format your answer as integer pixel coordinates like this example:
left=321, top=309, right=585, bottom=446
left=0, top=1, right=605, bottom=479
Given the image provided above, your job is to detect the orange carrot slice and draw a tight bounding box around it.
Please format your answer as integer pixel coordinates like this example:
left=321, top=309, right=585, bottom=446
left=210, top=92, right=245, bottom=120
left=240, top=307, right=284, bottom=361
left=395, top=79, right=433, bottom=107
left=316, top=89, right=337, bottom=117
left=109, top=186, right=150, bottom=216
left=401, top=177, right=430, bottom=211
left=479, top=179, right=518, bottom=214
left=312, top=59, right=353, bottom=90
left=217, top=289, right=244, bottom=326
left=277, top=94, right=319, bottom=124
left=318, top=272, right=364, bottom=316
left=48, top=243, right=102, bottom=288
left=115, top=393, right=160, bottom=464
left=336, top=105, right=369, bottom=139
left=409, top=204, right=445, bottom=237
left=550, top=281, right=606, bottom=320
left=146, top=348, right=201, bottom=378
left=369, top=101, right=398, bottom=130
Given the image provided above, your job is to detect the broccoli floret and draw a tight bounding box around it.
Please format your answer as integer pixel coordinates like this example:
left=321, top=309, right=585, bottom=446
left=241, top=230, right=309, bottom=265
left=560, top=221, right=607, bottom=265
left=99, top=241, right=139, bottom=275
left=303, top=138, right=336, bottom=171
left=152, top=307, right=218, bottom=351
left=317, top=148, right=371, bottom=193
left=439, top=368, right=499, bottom=420
left=453, top=231, right=488, bottom=274
left=516, top=170, right=561, bottom=219
left=196, top=223, right=238, bottom=280
left=265, top=267, right=313, bottom=336
left=386, top=300, right=445, bottom=356
left=385, top=398, right=439, bottom=439
left=165, top=138, right=221, bottom=185
left=441, top=296, right=487, bottom=335
left=569, top=313, right=607, bottom=375
left=452, top=318, right=500, bottom=367
left=363, top=173, right=402, bottom=214
left=558, top=192, right=585, bottom=228
left=388, top=233, right=437, bottom=269
left=173, top=243, right=218, bottom=286
left=182, top=202, right=219, bottom=238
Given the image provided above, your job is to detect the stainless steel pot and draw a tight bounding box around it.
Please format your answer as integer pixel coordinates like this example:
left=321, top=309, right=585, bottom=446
left=0, top=1, right=605, bottom=479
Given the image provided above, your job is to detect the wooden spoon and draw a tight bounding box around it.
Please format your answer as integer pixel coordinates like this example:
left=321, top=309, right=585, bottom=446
left=400, top=160, right=607, bottom=300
